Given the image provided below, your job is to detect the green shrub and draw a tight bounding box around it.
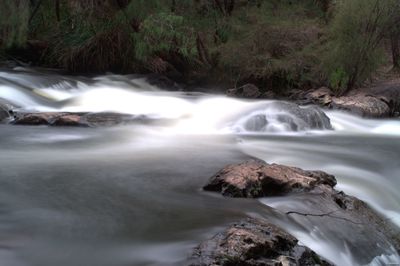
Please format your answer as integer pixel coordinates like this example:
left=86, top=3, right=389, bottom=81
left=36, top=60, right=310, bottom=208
left=0, top=0, right=30, bottom=48
left=136, top=12, right=196, bottom=60
left=323, top=0, right=397, bottom=95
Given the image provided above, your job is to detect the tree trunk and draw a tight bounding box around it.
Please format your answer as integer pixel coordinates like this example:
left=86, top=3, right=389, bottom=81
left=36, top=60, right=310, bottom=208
left=391, top=32, right=400, bottom=69
left=55, top=0, right=60, bottom=22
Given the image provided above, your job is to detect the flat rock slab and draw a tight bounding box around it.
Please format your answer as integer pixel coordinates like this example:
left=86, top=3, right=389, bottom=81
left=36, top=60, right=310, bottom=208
left=189, top=218, right=332, bottom=266
left=11, top=112, right=154, bottom=127
left=330, top=95, right=390, bottom=118
left=203, top=159, right=336, bottom=197
left=306, top=88, right=391, bottom=117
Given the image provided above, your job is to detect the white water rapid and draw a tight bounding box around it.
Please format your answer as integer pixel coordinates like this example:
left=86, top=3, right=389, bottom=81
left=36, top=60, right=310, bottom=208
left=0, top=68, right=399, bottom=266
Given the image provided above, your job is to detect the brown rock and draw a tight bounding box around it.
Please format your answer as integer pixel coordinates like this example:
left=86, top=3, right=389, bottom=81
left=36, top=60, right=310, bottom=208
left=307, top=87, right=333, bottom=106
left=330, top=95, right=390, bottom=118
left=189, top=218, right=332, bottom=266
left=52, top=114, right=84, bottom=126
left=203, top=160, right=400, bottom=257
left=203, top=159, right=336, bottom=198
left=12, top=112, right=138, bottom=127
left=12, top=112, right=67, bottom=125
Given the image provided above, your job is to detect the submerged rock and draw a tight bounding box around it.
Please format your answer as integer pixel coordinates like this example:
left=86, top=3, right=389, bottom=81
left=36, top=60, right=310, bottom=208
left=235, top=101, right=332, bottom=133
left=82, top=112, right=137, bottom=127
left=190, top=218, right=332, bottom=266
left=0, top=98, right=16, bottom=122
left=0, top=103, right=10, bottom=122
left=270, top=101, right=332, bottom=130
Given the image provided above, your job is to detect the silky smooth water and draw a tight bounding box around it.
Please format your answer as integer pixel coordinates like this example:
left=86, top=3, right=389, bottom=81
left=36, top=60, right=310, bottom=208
left=0, top=69, right=399, bottom=266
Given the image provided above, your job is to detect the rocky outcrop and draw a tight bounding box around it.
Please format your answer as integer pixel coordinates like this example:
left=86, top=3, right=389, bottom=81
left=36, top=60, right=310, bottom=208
left=330, top=95, right=390, bottom=118
left=203, top=160, right=400, bottom=255
left=11, top=112, right=150, bottom=127
left=306, top=88, right=391, bottom=118
left=190, top=218, right=332, bottom=266
left=204, top=159, right=336, bottom=197
left=369, top=83, right=400, bottom=116
left=12, top=112, right=86, bottom=126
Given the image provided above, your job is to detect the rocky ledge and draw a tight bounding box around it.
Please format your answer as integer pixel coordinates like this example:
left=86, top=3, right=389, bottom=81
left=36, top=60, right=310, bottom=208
left=189, top=218, right=332, bottom=266
left=203, top=160, right=336, bottom=198
left=306, top=87, right=391, bottom=118
left=197, top=159, right=400, bottom=265
left=0, top=111, right=170, bottom=127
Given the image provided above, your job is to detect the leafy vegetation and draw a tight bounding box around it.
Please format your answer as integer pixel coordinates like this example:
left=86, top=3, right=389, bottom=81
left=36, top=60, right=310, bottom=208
left=0, top=0, right=399, bottom=94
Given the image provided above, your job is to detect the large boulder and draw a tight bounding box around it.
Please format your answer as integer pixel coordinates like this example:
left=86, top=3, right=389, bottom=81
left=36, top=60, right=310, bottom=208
left=204, top=159, right=336, bottom=197
left=305, top=88, right=391, bottom=118
left=330, top=95, right=390, bottom=118
left=189, top=218, right=332, bottom=266
left=235, top=101, right=332, bottom=133
left=369, top=84, right=400, bottom=116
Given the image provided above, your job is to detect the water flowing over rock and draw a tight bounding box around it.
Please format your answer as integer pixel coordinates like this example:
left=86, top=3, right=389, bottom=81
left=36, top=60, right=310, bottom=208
left=233, top=101, right=332, bottom=133
left=0, top=99, right=15, bottom=122
left=0, top=103, right=10, bottom=122
left=203, top=160, right=400, bottom=256
left=189, top=218, right=333, bottom=266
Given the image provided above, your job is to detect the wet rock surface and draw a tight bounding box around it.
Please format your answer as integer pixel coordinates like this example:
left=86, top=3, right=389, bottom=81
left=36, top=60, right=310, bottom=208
left=11, top=112, right=160, bottom=127
left=268, top=101, right=332, bottom=130
left=0, top=98, right=16, bottom=122
left=201, top=160, right=400, bottom=264
left=305, top=87, right=391, bottom=117
left=203, top=159, right=336, bottom=197
left=330, top=95, right=390, bottom=118
left=0, top=103, right=10, bottom=122
left=189, top=218, right=333, bottom=266
left=237, top=101, right=332, bottom=133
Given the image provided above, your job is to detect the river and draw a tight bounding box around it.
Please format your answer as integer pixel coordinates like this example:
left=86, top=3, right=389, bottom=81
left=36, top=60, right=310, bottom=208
left=0, top=68, right=399, bottom=266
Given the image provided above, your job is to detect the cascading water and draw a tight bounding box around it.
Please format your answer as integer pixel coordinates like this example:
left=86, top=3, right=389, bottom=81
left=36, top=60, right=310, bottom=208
left=0, top=68, right=399, bottom=266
